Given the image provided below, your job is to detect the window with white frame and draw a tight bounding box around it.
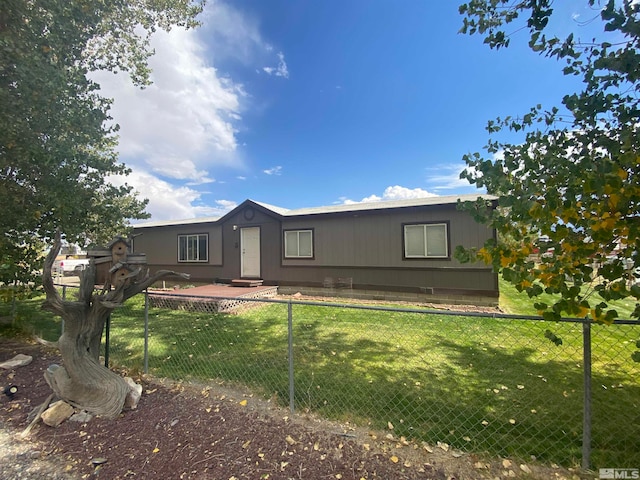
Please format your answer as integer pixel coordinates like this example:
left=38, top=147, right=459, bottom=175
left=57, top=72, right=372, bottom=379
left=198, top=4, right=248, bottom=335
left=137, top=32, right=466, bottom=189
left=178, top=234, right=208, bottom=262
left=284, top=229, right=313, bottom=258
left=404, top=223, right=448, bottom=258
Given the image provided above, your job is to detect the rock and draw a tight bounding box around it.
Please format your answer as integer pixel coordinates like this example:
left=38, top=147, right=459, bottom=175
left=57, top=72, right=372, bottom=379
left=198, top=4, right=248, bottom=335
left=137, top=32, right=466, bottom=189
left=519, top=464, right=532, bottom=474
left=69, top=411, right=93, bottom=423
left=41, top=400, right=74, bottom=427
left=124, top=377, right=143, bottom=409
left=0, top=353, right=33, bottom=369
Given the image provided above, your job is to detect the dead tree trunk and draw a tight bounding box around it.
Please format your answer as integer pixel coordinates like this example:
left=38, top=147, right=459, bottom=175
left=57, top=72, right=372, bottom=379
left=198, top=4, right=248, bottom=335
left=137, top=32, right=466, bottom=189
left=42, top=232, right=188, bottom=419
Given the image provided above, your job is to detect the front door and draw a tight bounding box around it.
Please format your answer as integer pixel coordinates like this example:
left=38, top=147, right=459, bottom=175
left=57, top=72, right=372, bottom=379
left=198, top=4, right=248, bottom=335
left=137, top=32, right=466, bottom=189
left=240, top=227, right=261, bottom=278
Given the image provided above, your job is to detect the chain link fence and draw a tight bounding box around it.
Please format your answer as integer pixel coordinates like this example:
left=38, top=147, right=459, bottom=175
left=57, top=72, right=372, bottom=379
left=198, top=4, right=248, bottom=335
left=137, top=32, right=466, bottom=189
left=54, top=287, right=640, bottom=469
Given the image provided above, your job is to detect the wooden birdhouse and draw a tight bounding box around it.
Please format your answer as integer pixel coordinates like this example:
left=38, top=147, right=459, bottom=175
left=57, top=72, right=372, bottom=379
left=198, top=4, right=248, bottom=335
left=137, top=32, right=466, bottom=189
left=109, top=262, right=133, bottom=287
left=87, top=236, right=146, bottom=288
left=107, top=237, right=130, bottom=264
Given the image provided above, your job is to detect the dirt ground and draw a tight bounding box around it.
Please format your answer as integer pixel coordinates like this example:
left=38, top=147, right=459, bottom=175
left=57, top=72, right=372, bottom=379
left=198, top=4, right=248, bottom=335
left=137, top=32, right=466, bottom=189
left=0, top=337, right=584, bottom=480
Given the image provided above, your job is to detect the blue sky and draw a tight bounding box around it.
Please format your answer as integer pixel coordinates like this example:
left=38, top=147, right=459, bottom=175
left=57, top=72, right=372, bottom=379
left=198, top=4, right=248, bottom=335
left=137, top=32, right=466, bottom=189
left=96, top=1, right=597, bottom=221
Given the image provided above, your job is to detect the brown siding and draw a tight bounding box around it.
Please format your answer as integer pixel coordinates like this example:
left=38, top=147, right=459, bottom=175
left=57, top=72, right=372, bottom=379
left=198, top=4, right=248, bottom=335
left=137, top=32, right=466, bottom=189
left=218, top=206, right=282, bottom=280
left=133, top=223, right=223, bottom=282
left=281, top=203, right=491, bottom=269
left=133, top=200, right=498, bottom=297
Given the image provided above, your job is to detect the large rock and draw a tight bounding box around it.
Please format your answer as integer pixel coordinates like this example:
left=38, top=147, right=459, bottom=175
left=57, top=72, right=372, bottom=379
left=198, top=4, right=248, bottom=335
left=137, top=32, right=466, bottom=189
left=41, top=400, right=74, bottom=427
left=0, top=354, right=33, bottom=369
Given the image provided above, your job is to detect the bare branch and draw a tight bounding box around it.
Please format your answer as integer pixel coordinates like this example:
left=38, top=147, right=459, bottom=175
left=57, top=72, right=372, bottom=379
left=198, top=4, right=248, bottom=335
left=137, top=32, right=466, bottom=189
left=41, top=230, right=64, bottom=316
left=77, top=262, right=97, bottom=304
left=122, top=270, right=190, bottom=302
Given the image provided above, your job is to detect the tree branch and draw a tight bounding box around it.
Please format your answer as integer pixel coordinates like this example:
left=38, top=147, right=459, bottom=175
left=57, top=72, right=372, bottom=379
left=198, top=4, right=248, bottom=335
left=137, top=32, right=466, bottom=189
left=41, top=230, right=64, bottom=316
left=122, top=270, right=190, bottom=302
left=77, top=262, right=97, bottom=304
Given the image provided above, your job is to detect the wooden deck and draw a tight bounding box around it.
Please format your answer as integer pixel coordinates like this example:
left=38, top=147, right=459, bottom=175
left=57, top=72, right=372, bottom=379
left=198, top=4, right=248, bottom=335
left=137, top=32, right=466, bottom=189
left=147, top=283, right=278, bottom=313
left=152, top=283, right=274, bottom=298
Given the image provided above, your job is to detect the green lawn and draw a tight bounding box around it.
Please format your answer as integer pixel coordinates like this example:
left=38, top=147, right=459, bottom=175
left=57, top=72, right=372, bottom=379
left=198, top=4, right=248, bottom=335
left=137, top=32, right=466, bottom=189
left=499, top=278, right=639, bottom=319
left=1, top=287, right=638, bottom=469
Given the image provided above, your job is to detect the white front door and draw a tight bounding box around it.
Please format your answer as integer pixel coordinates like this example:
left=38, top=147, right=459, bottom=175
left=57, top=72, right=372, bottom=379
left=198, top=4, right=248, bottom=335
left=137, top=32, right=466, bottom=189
left=240, top=227, right=261, bottom=278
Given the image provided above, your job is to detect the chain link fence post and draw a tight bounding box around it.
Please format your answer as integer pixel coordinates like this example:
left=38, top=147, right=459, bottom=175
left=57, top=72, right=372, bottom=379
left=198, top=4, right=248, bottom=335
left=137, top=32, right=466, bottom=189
left=144, top=289, right=149, bottom=374
left=104, top=315, right=110, bottom=367
left=582, top=319, right=592, bottom=470
left=288, top=300, right=295, bottom=414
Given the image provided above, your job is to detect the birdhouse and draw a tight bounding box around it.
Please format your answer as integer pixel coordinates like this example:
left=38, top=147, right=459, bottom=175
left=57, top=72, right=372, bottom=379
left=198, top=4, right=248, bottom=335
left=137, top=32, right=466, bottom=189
left=87, top=236, right=146, bottom=288
left=107, top=237, right=130, bottom=264
left=109, top=262, right=133, bottom=287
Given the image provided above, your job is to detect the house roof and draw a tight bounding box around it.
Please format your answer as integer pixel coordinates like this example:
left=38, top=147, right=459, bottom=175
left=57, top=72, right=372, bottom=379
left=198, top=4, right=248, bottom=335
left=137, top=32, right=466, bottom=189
left=281, top=193, right=495, bottom=216
left=133, top=194, right=496, bottom=229
left=132, top=215, right=221, bottom=229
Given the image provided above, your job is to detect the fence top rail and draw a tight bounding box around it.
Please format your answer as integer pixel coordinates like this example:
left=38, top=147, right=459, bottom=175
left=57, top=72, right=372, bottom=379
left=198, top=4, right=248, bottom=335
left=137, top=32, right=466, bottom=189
left=132, top=287, right=640, bottom=325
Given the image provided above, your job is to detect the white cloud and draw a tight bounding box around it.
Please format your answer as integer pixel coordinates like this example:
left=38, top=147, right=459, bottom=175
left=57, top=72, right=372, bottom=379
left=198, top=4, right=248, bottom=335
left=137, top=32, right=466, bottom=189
left=341, top=185, right=437, bottom=204
left=111, top=170, right=236, bottom=221
left=426, top=163, right=482, bottom=192
left=263, top=166, right=283, bottom=175
left=263, top=52, right=289, bottom=78
left=94, top=25, right=246, bottom=183
left=95, top=1, right=288, bottom=221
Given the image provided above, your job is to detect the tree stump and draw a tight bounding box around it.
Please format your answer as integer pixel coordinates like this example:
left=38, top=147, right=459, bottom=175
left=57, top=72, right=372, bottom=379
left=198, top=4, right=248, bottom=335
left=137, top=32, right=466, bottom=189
left=42, top=232, right=188, bottom=419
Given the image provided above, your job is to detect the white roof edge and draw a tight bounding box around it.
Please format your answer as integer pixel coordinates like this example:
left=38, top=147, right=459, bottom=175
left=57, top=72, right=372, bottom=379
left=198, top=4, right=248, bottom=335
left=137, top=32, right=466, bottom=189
left=250, top=200, right=290, bottom=215
left=133, top=216, right=220, bottom=229
left=283, top=193, right=497, bottom=216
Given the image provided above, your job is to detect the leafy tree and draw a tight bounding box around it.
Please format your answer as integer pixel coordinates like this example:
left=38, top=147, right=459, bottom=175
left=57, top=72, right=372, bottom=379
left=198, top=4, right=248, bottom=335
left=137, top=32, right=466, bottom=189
left=0, top=0, right=202, bottom=287
left=456, top=0, right=640, bottom=324
left=1, top=0, right=201, bottom=416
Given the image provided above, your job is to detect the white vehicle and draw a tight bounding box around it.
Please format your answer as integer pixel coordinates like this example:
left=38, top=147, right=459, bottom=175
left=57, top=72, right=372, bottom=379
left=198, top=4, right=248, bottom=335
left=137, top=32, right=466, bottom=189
left=53, top=258, right=90, bottom=276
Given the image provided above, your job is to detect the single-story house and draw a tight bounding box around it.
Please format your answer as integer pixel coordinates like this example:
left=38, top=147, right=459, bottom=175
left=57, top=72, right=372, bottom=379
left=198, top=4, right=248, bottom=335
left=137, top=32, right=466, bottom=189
left=132, top=194, right=499, bottom=305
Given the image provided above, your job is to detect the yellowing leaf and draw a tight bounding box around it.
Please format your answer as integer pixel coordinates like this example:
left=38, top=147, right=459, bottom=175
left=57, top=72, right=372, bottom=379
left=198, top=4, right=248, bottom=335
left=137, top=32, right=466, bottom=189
left=390, top=455, right=399, bottom=463
left=152, top=447, right=160, bottom=453
left=617, top=168, right=629, bottom=180
left=239, top=399, right=248, bottom=406
left=477, top=247, right=493, bottom=264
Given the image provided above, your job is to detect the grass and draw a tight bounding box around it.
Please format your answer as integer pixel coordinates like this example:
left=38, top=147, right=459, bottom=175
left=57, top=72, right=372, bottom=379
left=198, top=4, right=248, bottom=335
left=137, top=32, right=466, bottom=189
left=499, top=277, right=639, bottom=319
left=1, top=287, right=639, bottom=469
